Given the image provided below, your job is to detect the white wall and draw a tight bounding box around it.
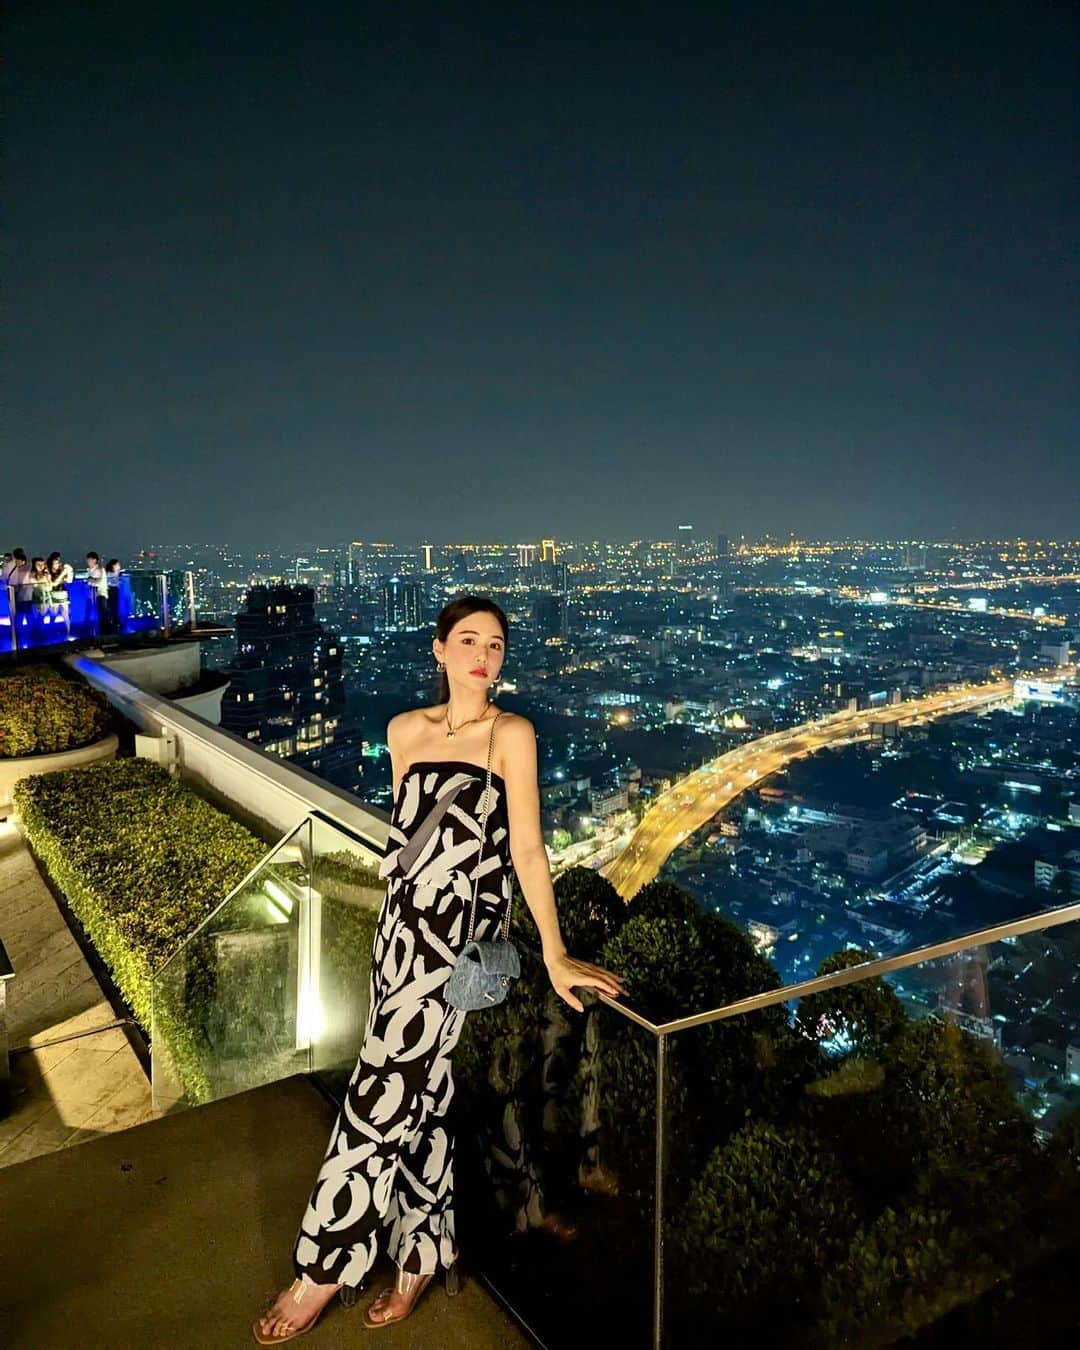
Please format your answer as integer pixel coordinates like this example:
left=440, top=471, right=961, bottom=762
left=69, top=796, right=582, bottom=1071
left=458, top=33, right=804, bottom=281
left=95, top=641, right=202, bottom=694
left=66, top=654, right=387, bottom=858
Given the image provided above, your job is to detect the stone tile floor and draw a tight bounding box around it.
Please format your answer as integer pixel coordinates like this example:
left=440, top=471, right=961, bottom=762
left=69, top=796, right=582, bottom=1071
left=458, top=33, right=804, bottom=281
left=0, top=817, right=153, bottom=1168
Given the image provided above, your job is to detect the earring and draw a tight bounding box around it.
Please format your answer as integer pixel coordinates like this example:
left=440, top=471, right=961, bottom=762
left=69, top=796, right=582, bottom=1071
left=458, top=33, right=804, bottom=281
left=436, top=661, right=445, bottom=672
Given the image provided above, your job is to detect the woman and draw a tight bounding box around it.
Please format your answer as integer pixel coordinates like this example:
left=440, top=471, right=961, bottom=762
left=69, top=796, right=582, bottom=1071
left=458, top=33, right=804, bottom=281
left=253, top=596, right=625, bottom=1342
left=46, top=552, right=74, bottom=633
left=28, top=558, right=52, bottom=615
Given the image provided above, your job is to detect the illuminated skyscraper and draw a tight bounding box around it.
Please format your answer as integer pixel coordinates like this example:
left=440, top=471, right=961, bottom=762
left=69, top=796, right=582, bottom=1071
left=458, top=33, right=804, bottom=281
left=223, top=584, right=360, bottom=788
left=379, top=576, right=424, bottom=630
left=673, top=523, right=694, bottom=579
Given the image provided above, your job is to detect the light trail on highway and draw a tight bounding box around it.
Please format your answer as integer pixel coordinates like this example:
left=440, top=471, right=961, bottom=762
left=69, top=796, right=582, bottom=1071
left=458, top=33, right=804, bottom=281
left=600, top=672, right=1071, bottom=900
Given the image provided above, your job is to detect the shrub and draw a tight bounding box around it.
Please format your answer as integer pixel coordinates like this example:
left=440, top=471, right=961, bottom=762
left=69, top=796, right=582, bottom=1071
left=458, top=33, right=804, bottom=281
left=817, top=1203, right=1002, bottom=1349
left=673, top=1122, right=858, bottom=1340
left=13, top=757, right=267, bottom=1030
left=0, top=664, right=111, bottom=757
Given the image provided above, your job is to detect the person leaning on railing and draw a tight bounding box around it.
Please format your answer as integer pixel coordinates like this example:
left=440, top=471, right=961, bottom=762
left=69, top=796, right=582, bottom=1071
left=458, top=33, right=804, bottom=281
left=253, top=594, right=625, bottom=1343
left=45, top=552, right=74, bottom=630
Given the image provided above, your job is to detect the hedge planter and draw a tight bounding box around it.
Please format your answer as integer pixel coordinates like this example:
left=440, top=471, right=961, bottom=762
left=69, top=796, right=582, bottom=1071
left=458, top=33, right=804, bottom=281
left=0, top=663, right=111, bottom=758
left=12, top=758, right=267, bottom=1034
left=12, top=757, right=382, bottom=1107
left=0, top=664, right=117, bottom=816
left=0, top=732, right=119, bottom=819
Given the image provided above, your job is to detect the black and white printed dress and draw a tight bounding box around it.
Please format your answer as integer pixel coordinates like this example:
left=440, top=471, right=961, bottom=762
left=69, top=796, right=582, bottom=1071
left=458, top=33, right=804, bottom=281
left=292, top=752, right=513, bottom=1287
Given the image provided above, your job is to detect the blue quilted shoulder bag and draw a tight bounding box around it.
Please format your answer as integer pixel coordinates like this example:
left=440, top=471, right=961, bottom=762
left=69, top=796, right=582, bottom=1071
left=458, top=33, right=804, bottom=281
left=446, top=711, right=521, bottom=1011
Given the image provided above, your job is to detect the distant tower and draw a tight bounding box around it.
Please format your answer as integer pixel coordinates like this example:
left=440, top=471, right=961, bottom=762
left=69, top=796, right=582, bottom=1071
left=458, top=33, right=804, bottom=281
left=534, top=593, right=567, bottom=641
left=672, top=523, right=694, bottom=580
left=379, top=575, right=424, bottom=630
left=903, top=543, right=928, bottom=571
left=540, top=538, right=557, bottom=564
left=715, top=533, right=732, bottom=603
left=348, top=541, right=365, bottom=586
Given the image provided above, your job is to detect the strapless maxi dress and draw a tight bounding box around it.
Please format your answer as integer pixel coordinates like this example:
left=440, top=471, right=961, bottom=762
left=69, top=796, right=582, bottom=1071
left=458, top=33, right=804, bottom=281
left=292, top=758, right=513, bottom=1287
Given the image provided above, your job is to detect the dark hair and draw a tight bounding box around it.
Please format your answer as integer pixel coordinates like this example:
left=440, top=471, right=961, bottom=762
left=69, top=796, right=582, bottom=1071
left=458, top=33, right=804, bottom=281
left=106, top=558, right=120, bottom=571
left=433, top=594, right=509, bottom=704
left=13, top=548, right=27, bottom=562
left=46, top=551, right=62, bottom=572
left=31, top=557, right=45, bottom=569
left=86, top=551, right=100, bottom=563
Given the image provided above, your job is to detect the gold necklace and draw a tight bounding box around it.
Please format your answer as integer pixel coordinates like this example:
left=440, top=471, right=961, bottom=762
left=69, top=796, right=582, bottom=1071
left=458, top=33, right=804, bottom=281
left=445, top=698, right=492, bottom=739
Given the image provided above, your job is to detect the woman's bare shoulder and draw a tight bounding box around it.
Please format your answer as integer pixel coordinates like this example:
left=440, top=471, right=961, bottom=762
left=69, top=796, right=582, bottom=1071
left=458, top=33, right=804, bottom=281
left=495, top=710, right=536, bottom=751
left=387, top=704, right=447, bottom=747
left=495, top=708, right=532, bottom=729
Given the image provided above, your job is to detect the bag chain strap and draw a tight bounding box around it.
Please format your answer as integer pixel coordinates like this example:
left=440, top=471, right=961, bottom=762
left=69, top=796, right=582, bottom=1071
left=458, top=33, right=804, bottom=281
left=466, top=710, right=511, bottom=945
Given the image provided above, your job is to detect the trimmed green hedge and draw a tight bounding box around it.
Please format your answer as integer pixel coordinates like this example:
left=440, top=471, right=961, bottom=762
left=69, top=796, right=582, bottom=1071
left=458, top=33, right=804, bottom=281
left=13, top=757, right=267, bottom=1029
left=0, top=664, right=112, bottom=757
left=15, top=758, right=384, bottom=1105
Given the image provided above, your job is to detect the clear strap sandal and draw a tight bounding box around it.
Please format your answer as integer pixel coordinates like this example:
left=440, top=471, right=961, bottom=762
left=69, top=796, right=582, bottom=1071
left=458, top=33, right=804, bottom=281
left=251, top=1277, right=339, bottom=1344
left=361, top=1259, right=462, bottom=1329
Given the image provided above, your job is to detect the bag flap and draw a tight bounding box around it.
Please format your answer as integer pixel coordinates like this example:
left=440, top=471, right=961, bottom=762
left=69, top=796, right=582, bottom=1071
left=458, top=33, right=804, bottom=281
left=464, top=939, right=520, bottom=978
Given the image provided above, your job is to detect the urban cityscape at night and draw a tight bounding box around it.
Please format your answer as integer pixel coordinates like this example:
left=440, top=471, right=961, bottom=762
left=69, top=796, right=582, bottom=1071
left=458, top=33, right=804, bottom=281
left=3, top=1, right=1077, bottom=1345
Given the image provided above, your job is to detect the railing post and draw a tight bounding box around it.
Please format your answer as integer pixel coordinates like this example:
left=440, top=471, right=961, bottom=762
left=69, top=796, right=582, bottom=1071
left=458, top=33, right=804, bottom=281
left=296, top=817, right=321, bottom=1064
left=653, top=1030, right=666, bottom=1350
left=5, top=585, right=17, bottom=653
left=0, top=939, right=14, bottom=1115
left=158, top=573, right=171, bottom=637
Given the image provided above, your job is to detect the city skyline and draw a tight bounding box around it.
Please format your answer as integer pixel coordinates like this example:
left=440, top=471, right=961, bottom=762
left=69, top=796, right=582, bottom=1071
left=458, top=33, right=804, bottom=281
left=7, top=2, right=1078, bottom=548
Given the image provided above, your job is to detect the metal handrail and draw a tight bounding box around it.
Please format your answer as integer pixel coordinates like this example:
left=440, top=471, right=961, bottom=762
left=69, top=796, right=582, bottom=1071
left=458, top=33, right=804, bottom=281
left=150, top=818, right=308, bottom=977
left=589, top=897, right=1080, bottom=1036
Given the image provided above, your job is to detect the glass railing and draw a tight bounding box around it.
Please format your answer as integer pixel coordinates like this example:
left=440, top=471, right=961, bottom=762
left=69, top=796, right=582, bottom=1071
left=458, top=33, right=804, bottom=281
left=146, top=809, right=1080, bottom=1347
left=652, top=906, right=1080, bottom=1349
left=149, top=812, right=385, bottom=1114
left=1, top=570, right=195, bottom=653
left=453, top=941, right=658, bottom=1347
left=150, top=819, right=313, bottom=1113
left=306, top=812, right=384, bottom=1095
left=449, top=897, right=1080, bottom=1350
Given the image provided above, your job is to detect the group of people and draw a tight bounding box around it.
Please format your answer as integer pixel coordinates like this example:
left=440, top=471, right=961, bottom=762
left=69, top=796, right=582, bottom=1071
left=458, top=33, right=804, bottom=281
left=1, top=548, right=123, bottom=632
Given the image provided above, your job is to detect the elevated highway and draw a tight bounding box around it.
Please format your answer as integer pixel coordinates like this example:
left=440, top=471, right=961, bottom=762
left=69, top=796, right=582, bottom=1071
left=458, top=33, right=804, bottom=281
left=601, top=676, right=1025, bottom=900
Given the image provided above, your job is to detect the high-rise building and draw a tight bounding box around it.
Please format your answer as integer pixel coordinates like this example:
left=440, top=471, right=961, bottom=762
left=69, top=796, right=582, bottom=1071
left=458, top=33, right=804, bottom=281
left=378, top=576, right=424, bottom=630
left=534, top=593, right=568, bottom=641
left=348, top=541, right=365, bottom=586
left=223, top=585, right=361, bottom=789
left=672, top=523, right=694, bottom=580
left=903, top=543, right=928, bottom=571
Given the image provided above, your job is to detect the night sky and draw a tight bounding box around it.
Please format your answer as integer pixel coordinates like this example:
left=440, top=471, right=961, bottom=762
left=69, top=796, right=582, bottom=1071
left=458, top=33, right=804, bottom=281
left=6, top=2, right=1077, bottom=552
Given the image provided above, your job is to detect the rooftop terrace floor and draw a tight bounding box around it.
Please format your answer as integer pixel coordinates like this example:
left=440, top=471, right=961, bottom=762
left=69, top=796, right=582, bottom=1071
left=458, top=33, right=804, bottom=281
left=0, top=1073, right=531, bottom=1348
left=0, top=819, right=152, bottom=1168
